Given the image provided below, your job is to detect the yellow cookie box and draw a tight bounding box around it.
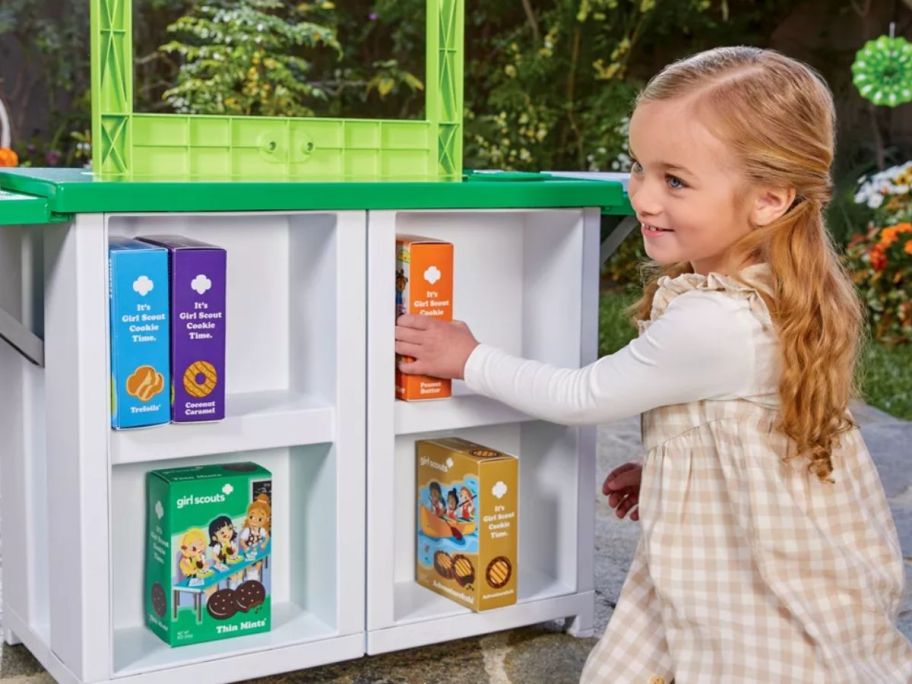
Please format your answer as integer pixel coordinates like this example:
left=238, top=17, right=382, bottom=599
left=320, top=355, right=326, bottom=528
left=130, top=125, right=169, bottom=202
left=416, top=438, right=518, bottom=611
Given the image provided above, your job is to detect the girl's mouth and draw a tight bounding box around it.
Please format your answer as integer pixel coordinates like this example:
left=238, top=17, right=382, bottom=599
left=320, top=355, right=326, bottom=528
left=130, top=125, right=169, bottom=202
left=642, top=222, right=673, bottom=233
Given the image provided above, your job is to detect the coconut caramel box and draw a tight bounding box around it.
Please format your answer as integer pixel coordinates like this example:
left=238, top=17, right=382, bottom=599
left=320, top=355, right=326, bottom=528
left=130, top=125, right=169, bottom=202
left=416, top=438, right=518, bottom=611
left=395, top=235, right=453, bottom=400
left=139, top=235, right=226, bottom=423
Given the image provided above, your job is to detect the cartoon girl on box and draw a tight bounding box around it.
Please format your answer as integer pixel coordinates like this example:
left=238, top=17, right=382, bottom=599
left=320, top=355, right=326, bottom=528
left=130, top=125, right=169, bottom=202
left=178, top=528, right=216, bottom=598
left=240, top=494, right=271, bottom=580
left=209, top=515, right=244, bottom=588
left=428, top=481, right=445, bottom=517
left=457, top=486, right=474, bottom=522
left=445, top=488, right=459, bottom=522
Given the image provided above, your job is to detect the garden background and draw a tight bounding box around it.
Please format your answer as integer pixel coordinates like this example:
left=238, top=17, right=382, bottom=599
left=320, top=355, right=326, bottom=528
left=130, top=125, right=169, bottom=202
left=1, top=0, right=910, bottom=416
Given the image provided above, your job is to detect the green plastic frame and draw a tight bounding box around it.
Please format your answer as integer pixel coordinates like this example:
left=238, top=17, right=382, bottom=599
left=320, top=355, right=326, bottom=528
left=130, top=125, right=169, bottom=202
left=91, top=0, right=463, bottom=181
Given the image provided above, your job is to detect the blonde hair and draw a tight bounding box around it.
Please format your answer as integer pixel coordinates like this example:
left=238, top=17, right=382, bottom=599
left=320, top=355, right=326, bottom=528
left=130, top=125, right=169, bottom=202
left=631, top=46, right=864, bottom=483
left=244, top=494, right=272, bottom=533
left=180, top=528, right=207, bottom=550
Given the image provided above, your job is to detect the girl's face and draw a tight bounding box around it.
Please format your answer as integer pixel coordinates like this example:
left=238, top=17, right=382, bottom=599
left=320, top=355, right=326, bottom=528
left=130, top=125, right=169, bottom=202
left=185, top=539, right=204, bottom=556
left=215, top=523, right=233, bottom=545
left=447, top=494, right=457, bottom=510
left=430, top=488, right=441, bottom=504
left=627, top=98, right=756, bottom=275
left=248, top=510, right=267, bottom=528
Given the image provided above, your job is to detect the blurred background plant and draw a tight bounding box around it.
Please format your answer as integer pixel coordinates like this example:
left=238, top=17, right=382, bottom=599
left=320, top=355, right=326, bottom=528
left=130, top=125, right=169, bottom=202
left=844, top=162, right=912, bottom=345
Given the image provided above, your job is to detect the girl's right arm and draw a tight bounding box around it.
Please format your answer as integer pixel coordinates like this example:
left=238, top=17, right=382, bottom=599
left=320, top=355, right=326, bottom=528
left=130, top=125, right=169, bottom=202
left=461, top=290, right=756, bottom=425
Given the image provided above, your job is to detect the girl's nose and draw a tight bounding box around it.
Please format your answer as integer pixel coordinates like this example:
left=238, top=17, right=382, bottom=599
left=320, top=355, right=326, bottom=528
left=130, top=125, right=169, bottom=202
left=629, top=177, right=661, bottom=217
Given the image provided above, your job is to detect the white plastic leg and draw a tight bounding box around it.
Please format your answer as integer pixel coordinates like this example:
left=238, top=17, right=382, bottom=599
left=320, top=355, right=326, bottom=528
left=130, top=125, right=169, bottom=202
left=4, top=626, right=22, bottom=646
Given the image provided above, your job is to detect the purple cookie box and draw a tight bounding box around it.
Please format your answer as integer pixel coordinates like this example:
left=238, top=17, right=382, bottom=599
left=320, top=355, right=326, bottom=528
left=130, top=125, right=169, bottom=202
left=139, top=235, right=227, bottom=422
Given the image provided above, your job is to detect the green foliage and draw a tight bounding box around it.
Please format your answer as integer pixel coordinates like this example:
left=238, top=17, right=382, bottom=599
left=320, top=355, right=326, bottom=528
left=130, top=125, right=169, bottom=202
left=160, top=0, right=341, bottom=117
left=598, top=289, right=638, bottom=357
left=602, top=231, right=647, bottom=291
left=859, top=338, right=912, bottom=420
left=0, top=0, right=91, bottom=166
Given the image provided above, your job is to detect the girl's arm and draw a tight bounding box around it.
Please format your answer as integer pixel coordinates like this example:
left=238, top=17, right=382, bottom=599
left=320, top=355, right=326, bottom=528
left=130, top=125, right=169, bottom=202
left=396, top=290, right=758, bottom=425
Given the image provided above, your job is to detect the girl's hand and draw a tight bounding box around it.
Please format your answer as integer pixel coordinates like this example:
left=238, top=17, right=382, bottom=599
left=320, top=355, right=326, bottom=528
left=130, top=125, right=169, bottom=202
left=603, top=460, right=642, bottom=521
left=395, top=314, right=480, bottom=379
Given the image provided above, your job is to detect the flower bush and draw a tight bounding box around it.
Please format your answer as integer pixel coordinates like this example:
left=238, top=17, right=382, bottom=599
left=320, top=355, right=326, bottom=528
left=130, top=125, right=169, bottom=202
left=845, top=221, right=912, bottom=345
left=845, top=161, right=912, bottom=344
left=854, top=161, right=912, bottom=225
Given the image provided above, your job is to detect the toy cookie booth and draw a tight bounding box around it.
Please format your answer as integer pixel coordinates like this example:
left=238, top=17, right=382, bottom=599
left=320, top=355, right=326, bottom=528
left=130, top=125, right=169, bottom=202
left=0, top=2, right=632, bottom=683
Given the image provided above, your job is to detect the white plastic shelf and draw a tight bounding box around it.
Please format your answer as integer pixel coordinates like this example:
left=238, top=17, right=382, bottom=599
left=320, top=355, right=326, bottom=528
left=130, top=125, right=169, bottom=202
left=392, top=567, right=574, bottom=625
left=111, top=390, right=334, bottom=464
left=394, top=383, right=531, bottom=435
left=112, top=602, right=335, bottom=677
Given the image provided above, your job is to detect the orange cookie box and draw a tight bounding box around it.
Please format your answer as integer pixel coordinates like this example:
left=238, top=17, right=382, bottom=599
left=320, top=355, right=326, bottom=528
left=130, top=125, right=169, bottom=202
left=395, top=235, right=453, bottom=400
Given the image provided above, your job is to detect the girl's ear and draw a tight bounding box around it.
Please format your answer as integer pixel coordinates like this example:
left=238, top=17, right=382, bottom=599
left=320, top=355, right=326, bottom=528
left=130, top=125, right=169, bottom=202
left=751, top=186, right=797, bottom=227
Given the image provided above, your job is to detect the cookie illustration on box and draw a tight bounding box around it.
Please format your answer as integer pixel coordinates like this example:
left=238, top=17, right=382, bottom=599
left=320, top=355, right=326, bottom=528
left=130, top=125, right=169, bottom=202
left=416, top=438, right=518, bottom=612
left=145, top=462, right=272, bottom=647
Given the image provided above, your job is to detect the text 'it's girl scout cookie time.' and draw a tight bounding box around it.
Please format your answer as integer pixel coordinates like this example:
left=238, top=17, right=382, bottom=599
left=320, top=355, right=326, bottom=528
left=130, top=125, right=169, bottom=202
left=395, top=234, right=453, bottom=400
left=139, top=236, right=226, bottom=423
left=416, top=438, right=518, bottom=611
left=145, top=462, right=273, bottom=647
left=109, top=237, right=171, bottom=429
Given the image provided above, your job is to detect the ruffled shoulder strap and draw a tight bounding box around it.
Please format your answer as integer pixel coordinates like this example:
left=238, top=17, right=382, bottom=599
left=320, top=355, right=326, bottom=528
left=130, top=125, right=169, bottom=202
left=638, top=263, right=775, bottom=333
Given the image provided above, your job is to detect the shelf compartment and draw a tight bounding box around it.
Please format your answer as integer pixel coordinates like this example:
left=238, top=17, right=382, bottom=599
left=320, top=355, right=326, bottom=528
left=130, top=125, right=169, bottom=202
left=111, top=444, right=351, bottom=677
left=368, top=589, right=593, bottom=655
left=394, top=383, right=531, bottom=435
left=112, top=603, right=335, bottom=677
left=392, top=566, right=574, bottom=624
left=106, top=211, right=360, bottom=405
left=110, top=390, right=334, bottom=464
left=368, top=421, right=586, bottom=643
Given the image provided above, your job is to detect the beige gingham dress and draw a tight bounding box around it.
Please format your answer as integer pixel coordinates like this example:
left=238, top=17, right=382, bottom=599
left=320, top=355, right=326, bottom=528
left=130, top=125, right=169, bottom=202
left=581, top=269, right=912, bottom=684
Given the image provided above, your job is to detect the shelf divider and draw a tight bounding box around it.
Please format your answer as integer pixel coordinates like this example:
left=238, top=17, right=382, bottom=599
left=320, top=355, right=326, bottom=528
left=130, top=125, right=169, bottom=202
left=110, top=390, right=334, bottom=464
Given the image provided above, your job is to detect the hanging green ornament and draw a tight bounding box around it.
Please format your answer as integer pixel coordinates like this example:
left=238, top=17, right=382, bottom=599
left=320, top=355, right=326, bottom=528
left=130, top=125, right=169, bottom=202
left=852, top=34, right=912, bottom=107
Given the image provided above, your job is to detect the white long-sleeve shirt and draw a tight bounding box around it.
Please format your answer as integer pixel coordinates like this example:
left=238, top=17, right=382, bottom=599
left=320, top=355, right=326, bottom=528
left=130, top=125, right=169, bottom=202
left=463, top=288, right=779, bottom=425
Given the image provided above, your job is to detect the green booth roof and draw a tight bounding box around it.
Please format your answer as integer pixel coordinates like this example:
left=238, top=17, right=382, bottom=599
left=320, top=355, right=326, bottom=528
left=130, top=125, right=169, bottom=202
left=0, top=168, right=631, bottom=224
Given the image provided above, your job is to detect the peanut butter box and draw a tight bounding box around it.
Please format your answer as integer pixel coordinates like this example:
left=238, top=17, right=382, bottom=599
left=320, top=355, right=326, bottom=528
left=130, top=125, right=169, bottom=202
left=396, top=235, right=453, bottom=400
left=145, top=462, right=272, bottom=647
left=416, top=438, right=518, bottom=611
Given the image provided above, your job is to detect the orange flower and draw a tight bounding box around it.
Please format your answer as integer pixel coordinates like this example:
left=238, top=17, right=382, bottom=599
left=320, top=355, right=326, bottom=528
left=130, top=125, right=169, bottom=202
left=880, top=223, right=912, bottom=247
left=0, top=147, right=17, bottom=167
left=905, top=239, right=912, bottom=256
left=870, top=244, right=887, bottom=271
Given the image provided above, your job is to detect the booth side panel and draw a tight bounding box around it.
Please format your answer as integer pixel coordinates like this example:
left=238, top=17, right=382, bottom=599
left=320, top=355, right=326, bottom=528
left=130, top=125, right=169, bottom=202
left=0, top=228, right=28, bottom=642
left=567, top=207, right=600, bottom=637
left=331, top=212, right=368, bottom=636
left=44, top=216, right=113, bottom=681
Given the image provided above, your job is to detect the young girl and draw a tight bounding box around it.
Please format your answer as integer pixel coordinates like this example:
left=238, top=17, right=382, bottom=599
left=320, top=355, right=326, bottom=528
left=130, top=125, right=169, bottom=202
left=395, top=46, right=912, bottom=682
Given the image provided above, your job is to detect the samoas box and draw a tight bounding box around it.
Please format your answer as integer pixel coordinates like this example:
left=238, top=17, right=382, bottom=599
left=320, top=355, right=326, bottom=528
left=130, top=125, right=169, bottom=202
left=139, top=236, right=226, bottom=422
left=395, top=234, right=453, bottom=400
left=109, top=237, right=171, bottom=429
left=145, top=462, right=273, bottom=647
left=416, top=438, right=518, bottom=611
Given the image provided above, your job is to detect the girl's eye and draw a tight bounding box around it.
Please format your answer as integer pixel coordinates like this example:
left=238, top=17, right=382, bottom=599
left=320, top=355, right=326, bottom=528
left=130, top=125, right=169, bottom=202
left=666, top=174, right=686, bottom=190
left=630, top=159, right=643, bottom=174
